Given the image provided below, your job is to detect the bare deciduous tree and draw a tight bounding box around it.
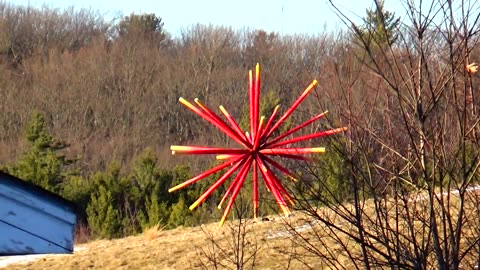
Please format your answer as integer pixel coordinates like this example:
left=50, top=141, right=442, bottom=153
left=281, top=0, right=480, bottom=269
left=196, top=198, right=261, bottom=270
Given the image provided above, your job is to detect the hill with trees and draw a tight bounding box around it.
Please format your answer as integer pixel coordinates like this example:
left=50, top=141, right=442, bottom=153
left=1, top=1, right=480, bottom=268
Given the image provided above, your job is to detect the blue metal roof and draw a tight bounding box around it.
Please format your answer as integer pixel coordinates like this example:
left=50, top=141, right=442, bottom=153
left=0, top=171, right=77, bottom=255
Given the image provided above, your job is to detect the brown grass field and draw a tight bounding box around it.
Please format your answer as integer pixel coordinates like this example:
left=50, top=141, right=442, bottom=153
left=3, top=189, right=480, bottom=269
left=1, top=213, right=325, bottom=270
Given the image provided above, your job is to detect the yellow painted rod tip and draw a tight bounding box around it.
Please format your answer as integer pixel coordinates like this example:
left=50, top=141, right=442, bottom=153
left=179, top=97, right=185, bottom=101
left=259, top=164, right=268, bottom=172
left=194, top=98, right=199, bottom=102
left=219, top=217, right=226, bottom=226
left=312, top=79, right=318, bottom=85
left=171, top=145, right=189, bottom=151
left=281, top=206, right=290, bottom=216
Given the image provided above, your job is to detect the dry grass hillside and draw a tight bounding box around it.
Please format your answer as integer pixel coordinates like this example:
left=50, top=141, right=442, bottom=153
left=2, top=213, right=328, bottom=270
left=4, top=187, right=480, bottom=270
left=0, top=186, right=480, bottom=270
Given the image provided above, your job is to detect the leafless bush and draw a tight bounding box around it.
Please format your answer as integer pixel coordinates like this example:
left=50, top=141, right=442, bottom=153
left=74, top=221, right=91, bottom=244
left=281, top=0, right=480, bottom=269
left=195, top=199, right=261, bottom=270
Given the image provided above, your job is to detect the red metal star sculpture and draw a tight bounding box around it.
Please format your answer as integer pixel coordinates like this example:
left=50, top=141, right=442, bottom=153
left=170, top=64, right=346, bottom=225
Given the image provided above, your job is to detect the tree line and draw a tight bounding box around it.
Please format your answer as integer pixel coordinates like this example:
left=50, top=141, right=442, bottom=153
left=0, top=2, right=351, bottom=239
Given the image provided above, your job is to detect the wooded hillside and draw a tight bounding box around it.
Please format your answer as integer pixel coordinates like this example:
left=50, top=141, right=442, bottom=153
left=1, top=3, right=480, bottom=267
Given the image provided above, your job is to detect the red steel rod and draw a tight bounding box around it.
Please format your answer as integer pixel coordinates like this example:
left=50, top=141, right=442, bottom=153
left=256, top=156, right=289, bottom=215
left=189, top=156, right=248, bottom=210
left=217, top=158, right=252, bottom=209
left=264, top=80, right=318, bottom=139
left=249, top=70, right=254, bottom=140
left=265, top=111, right=328, bottom=147
left=261, top=161, right=294, bottom=206
left=260, top=105, right=280, bottom=144
left=253, top=116, right=265, bottom=150
left=168, top=154, right=245, bottom=192
left=194, top=98, right=250, bottom=148
left=171, top=145, right=248, bottom=155
left=179, top=98, right=249, bottom=147
left=259, top=147, right=325, bottom=155
left=268, top=127, right=348, bottom=148
left=261, top=154, right=298, bottom=181
left=253, top=64, right=260, bottom=139
left=219, top=105, right=250, bottom=145
left=252, top=159, right=258, bottom=219
left=219, top=157, right=253, bottom=225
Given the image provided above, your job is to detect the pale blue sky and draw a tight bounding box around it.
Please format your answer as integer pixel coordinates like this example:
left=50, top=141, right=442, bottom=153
left=10, top=0, right=406, bottom=36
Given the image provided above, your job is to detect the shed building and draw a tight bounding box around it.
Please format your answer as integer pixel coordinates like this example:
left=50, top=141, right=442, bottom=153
left=0, top=171, right=76, bottom=255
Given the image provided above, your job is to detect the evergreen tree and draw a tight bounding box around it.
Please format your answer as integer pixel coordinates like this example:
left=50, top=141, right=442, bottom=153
left=90, top=162, right=132, bottom=235
left=131, top=148, right=158, bottom=193
left=130, top=148, right=170, bottom=230
left=86, top=185, right=121, bottom=239
left=61, top=175, right=94, bottom=224
left=315, top=140, right=352, bottom=203
left=8, top=111, right=73, bottom=192
left=168, top=196, right=189, bottom=228
left=356, top=0, right=400, bottom=47
left=138, top=191, right=169, bottom=230
left=117, top=13, right=167, bottom=43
